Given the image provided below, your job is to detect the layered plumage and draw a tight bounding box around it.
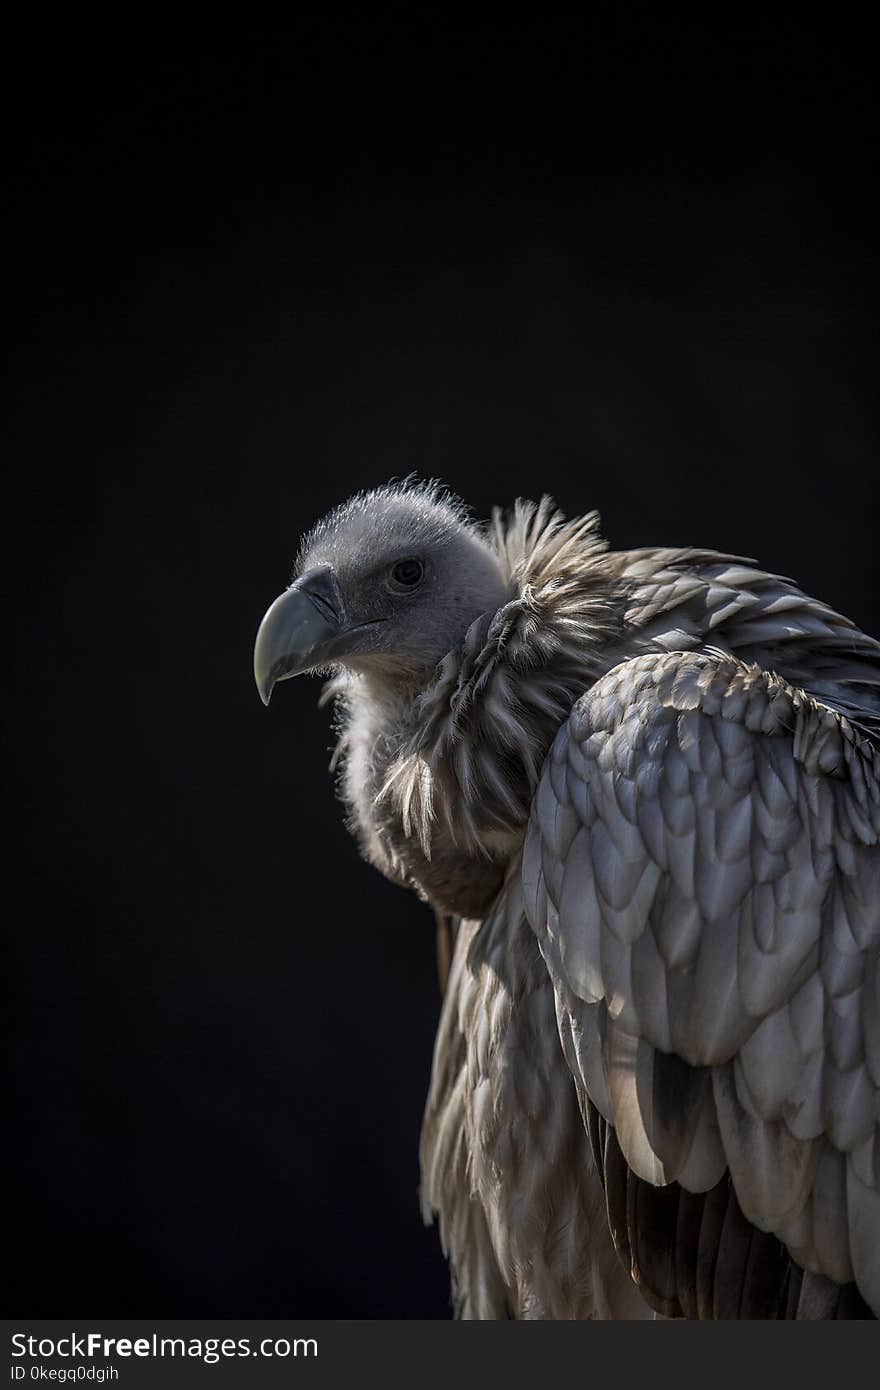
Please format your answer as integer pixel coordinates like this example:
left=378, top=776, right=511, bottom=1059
left=255, top=480, right=880, bottom=1318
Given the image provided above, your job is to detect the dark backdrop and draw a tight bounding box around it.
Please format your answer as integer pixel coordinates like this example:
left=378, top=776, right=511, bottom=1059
left=7, top=17, right=877, bottom=1316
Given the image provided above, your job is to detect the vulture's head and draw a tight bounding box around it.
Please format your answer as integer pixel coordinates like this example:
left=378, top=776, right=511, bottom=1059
left=254, top=482, right=509, bottom=703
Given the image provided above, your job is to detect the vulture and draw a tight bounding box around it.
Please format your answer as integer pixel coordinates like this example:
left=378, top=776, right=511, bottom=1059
left=253, top=479, right=880, bottom=1319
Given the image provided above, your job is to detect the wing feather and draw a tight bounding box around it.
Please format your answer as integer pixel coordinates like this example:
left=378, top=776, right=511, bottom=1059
left=524, top=649, right=880, bottom=1314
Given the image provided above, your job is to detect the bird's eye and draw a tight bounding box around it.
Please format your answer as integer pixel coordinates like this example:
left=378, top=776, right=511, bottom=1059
left=388, top=558, right=424, bottom=591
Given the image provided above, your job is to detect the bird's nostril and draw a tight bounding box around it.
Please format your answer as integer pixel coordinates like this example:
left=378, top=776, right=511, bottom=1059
left=292, top=565, right=344, bottom=626
left=306, top=589, right=340, bottom=624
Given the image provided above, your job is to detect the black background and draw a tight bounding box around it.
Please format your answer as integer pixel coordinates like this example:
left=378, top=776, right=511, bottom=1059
left=7, top=16, right=877, bottom=1316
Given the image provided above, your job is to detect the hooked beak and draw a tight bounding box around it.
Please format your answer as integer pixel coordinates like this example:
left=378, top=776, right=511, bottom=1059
left=253, top=565, right=346, bottom=706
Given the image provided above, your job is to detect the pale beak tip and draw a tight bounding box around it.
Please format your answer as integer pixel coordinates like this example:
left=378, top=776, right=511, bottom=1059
left=254, top=664, right=274, bottom=707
